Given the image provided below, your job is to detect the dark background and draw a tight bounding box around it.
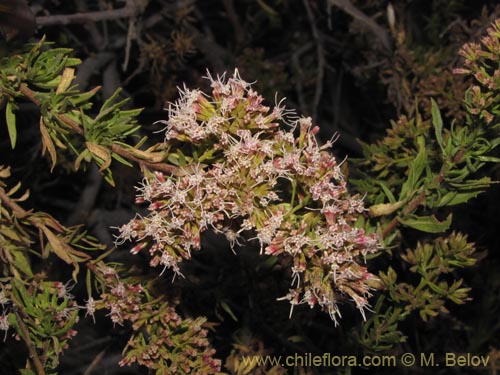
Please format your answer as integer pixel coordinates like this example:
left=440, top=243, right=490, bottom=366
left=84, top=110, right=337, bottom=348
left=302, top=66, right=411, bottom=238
left=1, top=0, right=499, bottom=374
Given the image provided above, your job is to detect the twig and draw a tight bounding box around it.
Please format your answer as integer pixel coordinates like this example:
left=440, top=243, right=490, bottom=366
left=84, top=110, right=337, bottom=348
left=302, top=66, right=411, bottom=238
left=35, top=1, right=147, bottom=27
left=19, top=84, right=83, bottom=135
left=328, top=0, right=391, bottom=51
left=82, top=348, right=108, bottom=375
left=142, top=0, right=199, bottom=29
left=381, top=169, right=454, bottom=238
left=303, top=0, right=325, bottom=123
left=222, top=0, right=245, bottom=45
left=111, top=144, right=175, bottom=174
left=332, top=67, right=343, bottom=130
left=74, top=52, right=115, bottom=90
left=291, top=42, right=314, bottom=115
left=0, top=186, right=59, bottom=234
left=74, top=0, right=106, bottom=50
left=13, top=310, right=46, bottom=375
left=122, top=17, right=135, bottom=71
left=190, top=6, right=231, bottom=72
left=379, top=139, right=468, bottom=238
left=0, top=186, right=29, bottom=218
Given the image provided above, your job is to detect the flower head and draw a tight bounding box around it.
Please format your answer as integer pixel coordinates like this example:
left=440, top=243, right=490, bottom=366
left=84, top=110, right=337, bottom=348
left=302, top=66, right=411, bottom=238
left=116, top=69, right=381, bottom=322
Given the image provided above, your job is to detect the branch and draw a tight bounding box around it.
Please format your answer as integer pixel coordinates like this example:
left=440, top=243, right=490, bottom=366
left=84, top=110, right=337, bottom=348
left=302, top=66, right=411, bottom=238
left=303, top=0, right=325, bottom=123
left=111, top=144, right=175, bottom=174
left=19, top=84, right=83, bottom=135
left=17, top=84, right=176, bottom=174
left=35, top=0, right=148, bottom=27
left=381, top=168, right=456, bottom=238
left=291, top=42, right=314, bottom=115
left=13, top=310, right=46, bottom=375
left=328, top=0, right=391, bottom=51
left=222, top=0, right=245, bottom=45
left=0, top=185, right=33, bottom=220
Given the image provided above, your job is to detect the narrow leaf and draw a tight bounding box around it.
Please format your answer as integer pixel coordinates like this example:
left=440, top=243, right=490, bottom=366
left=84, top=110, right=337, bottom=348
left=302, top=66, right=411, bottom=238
left=74, top=149, right=90, bottom=171
left=398, top=214, right=452, bottom=233
left=369, top=201, right=404, bottom=217
left=127, top=147, right=167, bottom=163
left=11, top=248, right=33, bottom=277
left=476, top=155, right=500, bottom=162
left=40, top=118, right=57, bottom=171
left=6, top=101, right=17, bottom=148
left=400, top=136, right=427, bottom=199
left=56, top=67, right=75, bottom=94
left=220, top=301, right=238, bottom=322
left=256, top=0, right=279, bottom=16
left=86, top=142, right=112, bottom=171
left=70, top=86, right=101, bottom=106
left=42, top=227, right=73, bottom=264
left=377, top=181, right=397, bottom=203
left=111, top=152, right=133, bottom=167
left=437, top=191, right=482, bottom=207
left=431, top=98, right=445, bottom=152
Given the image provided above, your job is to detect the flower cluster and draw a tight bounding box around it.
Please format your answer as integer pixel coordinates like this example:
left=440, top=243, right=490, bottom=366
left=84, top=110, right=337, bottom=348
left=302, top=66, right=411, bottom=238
left=116, top=70, right=380, bottom=323
left=94, top=264, right=221, bottom=374
left=454, top=18, right=500, bottom=124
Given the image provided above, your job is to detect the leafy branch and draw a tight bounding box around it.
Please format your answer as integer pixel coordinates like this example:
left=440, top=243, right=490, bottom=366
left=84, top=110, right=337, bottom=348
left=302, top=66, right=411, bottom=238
left=1, top=38, right=175, bottom=185
left=353, top=19, right=500, bottom=351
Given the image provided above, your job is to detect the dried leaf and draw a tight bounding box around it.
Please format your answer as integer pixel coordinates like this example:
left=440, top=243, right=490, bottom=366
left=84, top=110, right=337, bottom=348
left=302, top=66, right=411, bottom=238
left=74, top=149, right=90, bottom=171
left=56, top=67, right=75, bottom=94
left=86, top=142, right=111, bottom=171
left=127, top=147, right=167, bottom=163
left=0, top=165, right=11, bottom=178
left=369, top=201, right=404, bottom=217
left=40, top=118, right=57, bottom=171
left=42, top=226, right=73, bottom=264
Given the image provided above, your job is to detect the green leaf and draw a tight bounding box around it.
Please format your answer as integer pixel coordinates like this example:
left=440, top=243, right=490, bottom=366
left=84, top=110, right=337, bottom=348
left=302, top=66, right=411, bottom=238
left=377, top=181, right=397, bottom=203
left=476, top=155, right=500, bottom=162
left=6, top=101, right=17, bottom=148
left=448, top=177, right=491, bottom=189
left=111, top=152, right=133, bottom=167
left=431, top=99, right=444, bottom=153
left=32, top=76, right=61, bottom=89
left=95, top=88, right=129, bottom=122
left=52, top=309, right=79, bottom=336
left=489, top=137, right=500, bottom=149
left=398, top=214, right=452, bottom=233
left=66, top=57, right=82, bottom=67
left=436, top=191, right=482, bottom=207
left=220, top=300, right=238, bottom=322
left=69, top=86, right=100, bottom=107
left=400, top=136, right=427, bottom=199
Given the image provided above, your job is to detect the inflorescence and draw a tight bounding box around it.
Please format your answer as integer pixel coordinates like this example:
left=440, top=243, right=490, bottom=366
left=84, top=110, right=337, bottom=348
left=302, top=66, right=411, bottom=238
left=116, top=70, right=380, bottom=324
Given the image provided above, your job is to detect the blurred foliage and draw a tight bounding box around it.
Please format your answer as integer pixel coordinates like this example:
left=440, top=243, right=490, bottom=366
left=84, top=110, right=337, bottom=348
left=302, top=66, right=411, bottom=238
left=1, top=1, right=500, bottom=374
